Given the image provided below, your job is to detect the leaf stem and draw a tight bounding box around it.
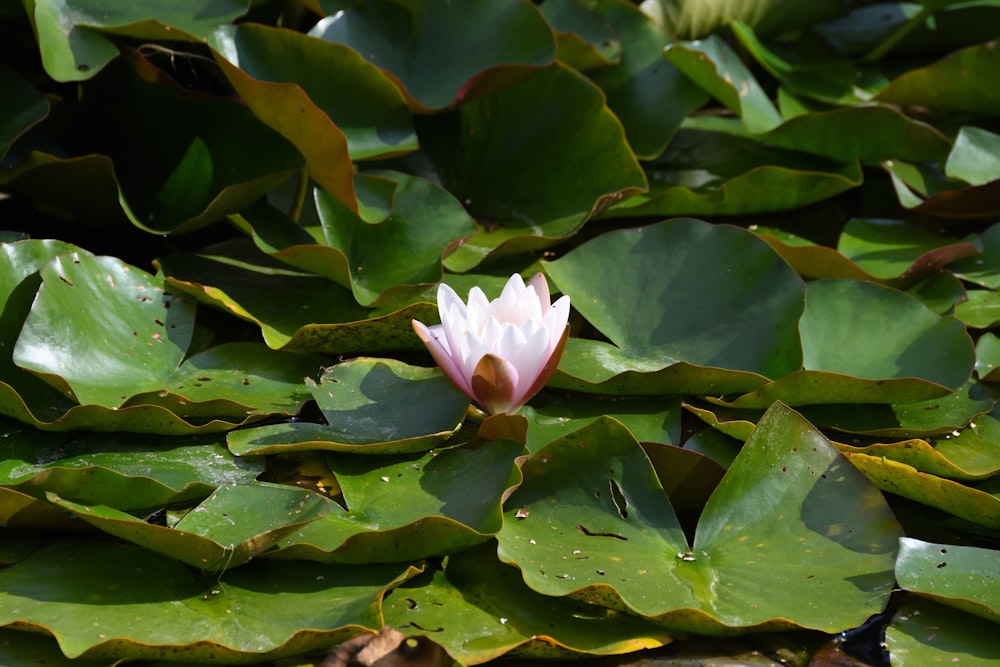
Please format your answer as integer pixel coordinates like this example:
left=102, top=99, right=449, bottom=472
left=288, top=169, right=308, bottom=222
left=862, top=4, right=937, bottom=63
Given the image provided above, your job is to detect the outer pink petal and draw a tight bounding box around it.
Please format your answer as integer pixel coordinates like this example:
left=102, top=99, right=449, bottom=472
left=527, top=273, right=551, bottom=311
left=512, top=324, right=569, bottom=410
left=412, top=319, right=475, bottom=400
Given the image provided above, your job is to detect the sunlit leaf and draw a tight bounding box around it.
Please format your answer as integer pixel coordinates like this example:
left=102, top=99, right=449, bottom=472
left=383, top=546, right=673, bottom=665
left=896, top=537, right=1000, bottom=623
left=545, top=218, right=805, bottom=394
left=49, top=482, right=328, bottom=571
left=29, top=0, right=248, bottom=82
left=498, top=406, right=899, bottom=633
left=268, top=440, right=524, bottom=563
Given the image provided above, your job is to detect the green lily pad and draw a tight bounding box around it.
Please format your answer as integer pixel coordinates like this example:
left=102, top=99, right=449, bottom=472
left=420, top=63, right=647, bottom=271
left=312, top=172, right=478, bottom=305
left=29, top=0, right=248, bottom=82
left=544, top=218, right=804, bottom=394
left=0, top=64, right=48, bottom=162
left=946, top=126, right=1000, bottom=186
left=883, top=159, right=1000, bottom=221
left=498, top=405, right=900, bottom=634
left=837, top=219, right=979, bottom=283
left=0, top=540, right=418, bottom=660
left=540, top=0, right=622, bottom=71
left=227, top=358, right=468, bottom=456
left=210, top=22, right=416, bottom=161
left=844, top=453, right=1000, bottom=528
left=383, top=544, right=674, bottom=665
left=896, top=537, right=1000, bottom=623
left=887, top=598, right=1000, bottom=666
left=585, top=0, right=708, bottom=159
left=0, top=422, right=263, bottom=513
left=663, top=35, right=781, bottom=133
left=876, top=40, right=1000, bottom=114
left=159, top=238, right=436, bottom=353
left=955, top=289, right=1000, bottom=329
left=308, top=0, right=555, bottom=111
left=976, top=333, right=1000, bottom=381
left=11, top=250, right=320, bottom=420
left=268, top=439, right=524, bottom=563
left=79, top=55, right=302, bottom=234
left=953, top=222, right=1000, bottom=289
left=720, top=279, right=975, bottom=408
left=0, top=486, right=77, bottom=529
left=607, top=123, right=863, bottom=218
left=49, top=482, right=329, bottom=572
left=0, top=628, right=112, bottom=667
left=729, top=21, right=862, bottom=105
left=696, top=379, right=998, bottom=439
left=523, top=396, right=683, bottom=454
left=13, top=249, right=195, bottom=407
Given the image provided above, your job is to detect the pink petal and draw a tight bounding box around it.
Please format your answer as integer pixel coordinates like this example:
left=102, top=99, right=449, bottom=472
left=513, top=324, right=569, bottom=409
left=412, top=319, right=475, bottom=399
left=527, top=273, right=551, bottom=311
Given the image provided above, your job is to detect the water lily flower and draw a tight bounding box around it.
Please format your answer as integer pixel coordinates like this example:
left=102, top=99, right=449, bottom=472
left=412, top=273, right=570, bottom=415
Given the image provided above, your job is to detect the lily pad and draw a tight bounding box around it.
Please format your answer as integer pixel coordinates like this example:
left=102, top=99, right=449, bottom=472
left=844, top=453, right=1000, bottom=528
left=420, top=63, right=647, bottom=271
left=158, top=238, right=437, bottom=353
left=309, top=0, right=555, bottom=111
left=0, top=540, right=418, bottom=660
left=895, top=537, right=1000, bottom=624
left=210, top=22, right=416, bottom=161
left=544, top=218, right=805, bottom=394
left=267, top=439, right=525, bottom=563
left=607, top=123, right=863, bottom=218
left=29, top=0, right=248, bottom=82
left=498, top=405, right=900, bottom=634
left=227, top=358, right=468, bottom=456
left=0, top=422, right=263, bottom=513
left=49, top=482, right=329, bottom=572
left=663, top=35, right=781, bottom=133
left=383, top=545, right=673, bottom=665
left=887, top=598, right=1000, bottom=666
left=0, top=64, right=48, bottom=162
left=876, top=39, right=1000, bottom=114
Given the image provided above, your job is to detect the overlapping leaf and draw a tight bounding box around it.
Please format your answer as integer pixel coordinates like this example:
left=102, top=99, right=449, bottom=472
left=498, top=405, right=900, bottom=633
left=228, top=358, right=469, bottom=456
left=0, top=541, right=419, bottom=660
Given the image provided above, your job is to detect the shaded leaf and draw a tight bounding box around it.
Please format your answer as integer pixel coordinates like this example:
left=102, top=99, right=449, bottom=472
left=210, top=22, right=416, bottom=162
left=876, top=40, right=1000, bottom=114
left=585, top=0, right=708, bottom=159
left=309, top=0, right=556, bottom=111
left=663, top=36, right=781, bottom=133
left=420, top=63, right=647, bottom=271
left=887, top=598, right=1000, bottom=665
left=0, top=64, right=48, bottom=162
left=607, top=123, right=863, bottom=218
